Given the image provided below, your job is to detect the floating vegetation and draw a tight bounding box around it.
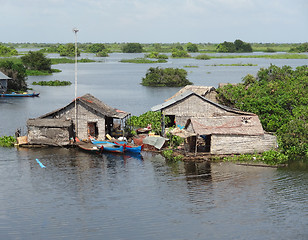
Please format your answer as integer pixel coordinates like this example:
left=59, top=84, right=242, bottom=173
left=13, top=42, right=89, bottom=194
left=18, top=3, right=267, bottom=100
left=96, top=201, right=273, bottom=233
left=120, top=58, right=167, bottom=64
left=195, top=54, right=211, bottom=60
left=212, top=54, right=308, bottom=59
left=0, top=135, right=16, bottom=147
left=183, top=65, right=198, bottom=68
left=206, top=63, right=257, bottom=66
left=26, top=69, right=62, bottom=76
left=32, top=80, right=72, bottom=86
left=51, top=58, right=95, bottom=64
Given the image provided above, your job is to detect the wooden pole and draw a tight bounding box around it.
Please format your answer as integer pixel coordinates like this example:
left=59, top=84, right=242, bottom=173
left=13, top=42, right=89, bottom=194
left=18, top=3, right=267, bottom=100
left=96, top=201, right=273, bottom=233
left=194, top=134, right=198, bottom=156
left=73, top=28, right=79, bottom=137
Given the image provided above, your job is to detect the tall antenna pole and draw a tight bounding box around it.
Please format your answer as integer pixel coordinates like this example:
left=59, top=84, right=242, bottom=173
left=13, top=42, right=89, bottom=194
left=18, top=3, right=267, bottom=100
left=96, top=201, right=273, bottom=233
left=73, top=28, right=79, bottom=138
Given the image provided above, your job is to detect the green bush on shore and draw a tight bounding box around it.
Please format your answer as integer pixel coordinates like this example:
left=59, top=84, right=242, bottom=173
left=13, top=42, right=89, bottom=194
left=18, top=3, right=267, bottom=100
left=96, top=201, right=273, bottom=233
left=217, top=65, right=308, bottom=160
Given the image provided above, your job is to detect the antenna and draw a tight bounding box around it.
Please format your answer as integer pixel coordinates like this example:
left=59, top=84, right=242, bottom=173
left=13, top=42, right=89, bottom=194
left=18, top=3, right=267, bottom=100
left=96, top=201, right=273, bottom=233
left=73, top=28, right=79, bottom=138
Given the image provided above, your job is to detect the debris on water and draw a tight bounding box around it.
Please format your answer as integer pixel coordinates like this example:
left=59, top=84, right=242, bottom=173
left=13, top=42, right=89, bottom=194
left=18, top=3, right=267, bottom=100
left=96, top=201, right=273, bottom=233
left=36, top=158, right=46, bottom=168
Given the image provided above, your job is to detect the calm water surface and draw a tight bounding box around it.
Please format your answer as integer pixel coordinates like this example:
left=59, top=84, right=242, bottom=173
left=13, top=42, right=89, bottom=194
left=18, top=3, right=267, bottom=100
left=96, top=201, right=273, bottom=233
left=0, top=53, right=307, bottom=239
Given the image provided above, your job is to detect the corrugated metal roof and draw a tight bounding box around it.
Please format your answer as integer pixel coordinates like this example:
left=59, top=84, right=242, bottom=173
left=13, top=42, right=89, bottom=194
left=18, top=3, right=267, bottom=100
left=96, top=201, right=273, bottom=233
left=0, top=71, right=11, bottom=80
left=151, top=90, right=253, bottom=115
left=185, top=116, right=264, bottom=136
left=164, top=85, right=216, bottom=102
left=39, top=93, right=130, bottom=119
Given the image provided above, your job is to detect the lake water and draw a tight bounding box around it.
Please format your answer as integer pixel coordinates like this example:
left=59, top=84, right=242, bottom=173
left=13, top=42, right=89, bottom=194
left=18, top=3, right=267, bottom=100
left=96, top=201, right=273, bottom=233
left=0, top=53, right=307, bottom=239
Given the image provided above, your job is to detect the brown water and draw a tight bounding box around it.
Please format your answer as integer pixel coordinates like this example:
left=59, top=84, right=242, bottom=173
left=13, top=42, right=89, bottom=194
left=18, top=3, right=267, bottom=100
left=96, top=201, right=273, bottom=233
left=0, top=52, right=307, bottom=239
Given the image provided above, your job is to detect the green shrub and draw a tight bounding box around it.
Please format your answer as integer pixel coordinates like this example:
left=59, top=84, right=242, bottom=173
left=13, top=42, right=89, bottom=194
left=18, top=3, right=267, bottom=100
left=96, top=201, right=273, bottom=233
left=127, top=111, right=170, bottom=135
left=0, top=136, right=16, bottom=147
left=195, top=54, right=210, bottom=60
left=120, top=58, right=167, bottom=64
left=32, top=80, right=72, bottom=86
left=122, top=43, right=143, bottom=53
left=21, top=51, right=51, bottom=71
left=141, top=67, right=192, bottom=87
left=171, top=49, right=190, bottom=58
left=145, top=52, right=168, bottom=59
left=186, top=42, right=199, bottom=52
left=217, top=65, right=308, bottom=159
left=0, top=44, right=18, bottom=57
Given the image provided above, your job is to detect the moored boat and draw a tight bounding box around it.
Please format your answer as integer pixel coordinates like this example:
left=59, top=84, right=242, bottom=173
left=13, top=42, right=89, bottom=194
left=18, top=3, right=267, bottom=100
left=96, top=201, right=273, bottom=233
left=76, top=141, right=100, bottom=153
left=0, top=92, right=40, bottom=97
left=114, top=141, right=143, bottom=154
left=91, top=139, right=125, bottom=153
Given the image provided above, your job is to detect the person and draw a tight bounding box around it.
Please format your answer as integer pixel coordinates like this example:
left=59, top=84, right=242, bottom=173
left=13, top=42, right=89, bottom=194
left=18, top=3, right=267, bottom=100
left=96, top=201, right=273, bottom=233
left=15, top=128, right=21, bottom=138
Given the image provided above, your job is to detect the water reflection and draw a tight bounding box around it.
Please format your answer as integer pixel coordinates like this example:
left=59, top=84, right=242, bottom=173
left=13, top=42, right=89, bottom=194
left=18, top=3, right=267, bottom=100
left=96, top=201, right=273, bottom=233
left=0, top=147, right=305, bottom=239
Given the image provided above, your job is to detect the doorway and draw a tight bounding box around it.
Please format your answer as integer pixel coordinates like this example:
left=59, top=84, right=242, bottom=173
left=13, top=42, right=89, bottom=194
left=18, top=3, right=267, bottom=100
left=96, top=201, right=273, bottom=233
left=88, top=122, right=98, bottom=138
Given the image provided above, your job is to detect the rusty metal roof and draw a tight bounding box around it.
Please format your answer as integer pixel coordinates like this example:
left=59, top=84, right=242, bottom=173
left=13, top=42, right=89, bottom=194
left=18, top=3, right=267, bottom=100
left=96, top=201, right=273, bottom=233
left=39, top=93, right=130, bottom=119
left=151, top=90, right=253, bottom=115
left=164, top=85, right=216, bottom=102
left=185, top=116, right=264, bottom=136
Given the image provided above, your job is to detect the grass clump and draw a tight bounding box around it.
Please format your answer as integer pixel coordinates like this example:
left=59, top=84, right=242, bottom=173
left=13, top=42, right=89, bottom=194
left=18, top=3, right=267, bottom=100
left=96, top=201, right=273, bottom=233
left=0, top=136, right=16, bottom=147
left=195, top=54, right=211, bottom=60
left=120, top=58, right=167, bottom=64
left=223, top=150, right=289, bottom=166
left=32, top=80, right=72, bottom=86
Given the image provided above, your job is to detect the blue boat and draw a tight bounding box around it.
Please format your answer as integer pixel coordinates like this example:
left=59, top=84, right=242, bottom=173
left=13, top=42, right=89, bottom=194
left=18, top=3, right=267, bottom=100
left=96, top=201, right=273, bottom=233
left=91, top=139, right=124, bottom=153
left=91, top=139, right=142, bottom=154
left=115, top=141, right=143, bottom=154
left=0, top=92, right=40, bottom=97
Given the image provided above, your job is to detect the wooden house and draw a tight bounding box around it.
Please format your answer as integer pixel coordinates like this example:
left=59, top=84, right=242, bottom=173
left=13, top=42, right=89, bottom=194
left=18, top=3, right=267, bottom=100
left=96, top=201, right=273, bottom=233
left=151, top=90, right=277, bottom=155
left=27, top=94, right=130, bottom=146
left=0, top=71, right=11, bottom=93
left=165, top=85, right=218, bottom=103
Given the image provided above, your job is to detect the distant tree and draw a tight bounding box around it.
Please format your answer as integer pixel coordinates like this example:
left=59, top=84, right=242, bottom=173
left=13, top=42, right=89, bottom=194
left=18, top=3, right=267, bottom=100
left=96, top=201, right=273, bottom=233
left=216, top=40, right=252, bottom=53
left=173, top=44, right=184, bottom=50
left=96, top=50, right=109, bottom=57
left=58, top=43, right=80, bottom=57
left=0, top=44, right=18, bottom=56
left=171, top=49, right=190, bottom=58
left=233, top=39, right=252, bottom=52
left=216, top=41, right=236, bottom=52
left=289, top=42, right=308, bottom=53
left=186, top=42, right=199, bottom=52
left=87, top=43, right=106, bottom=53
left=0, top=61, right=27, bottom=92
left=153, top=43, right=162, bottom=52
left=21, top=51, right=51, bottom=71
left=145, top=52, right=168, bottom=59
left=141, top=67, right=192, bottom=87
left=122, top=43, right=143, bottom=53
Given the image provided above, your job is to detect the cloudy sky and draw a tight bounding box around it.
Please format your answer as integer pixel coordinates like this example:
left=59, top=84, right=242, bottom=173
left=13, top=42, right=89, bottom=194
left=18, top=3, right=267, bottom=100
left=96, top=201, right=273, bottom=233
left=1, top=0, right=307, bottom=43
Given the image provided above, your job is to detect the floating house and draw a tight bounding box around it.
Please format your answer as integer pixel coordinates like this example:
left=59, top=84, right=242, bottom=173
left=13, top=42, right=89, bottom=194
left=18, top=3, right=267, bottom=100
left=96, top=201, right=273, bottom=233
left=151, top=90, right=277, bottom=155
left=27, top=94, right=130, bottom=146
left=0, top=71, right=11, bottom=93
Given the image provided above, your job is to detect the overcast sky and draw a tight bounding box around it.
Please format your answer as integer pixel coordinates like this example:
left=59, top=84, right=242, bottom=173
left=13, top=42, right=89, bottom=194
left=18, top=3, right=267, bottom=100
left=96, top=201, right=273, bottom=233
left=1, top=0, right=307, bottom=43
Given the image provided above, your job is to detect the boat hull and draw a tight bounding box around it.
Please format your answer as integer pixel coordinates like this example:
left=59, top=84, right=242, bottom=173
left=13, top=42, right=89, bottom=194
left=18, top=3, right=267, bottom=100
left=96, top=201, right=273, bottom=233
left=91, top=140, right=124, bottom=153
left=0, top=93, right=40, bottom=97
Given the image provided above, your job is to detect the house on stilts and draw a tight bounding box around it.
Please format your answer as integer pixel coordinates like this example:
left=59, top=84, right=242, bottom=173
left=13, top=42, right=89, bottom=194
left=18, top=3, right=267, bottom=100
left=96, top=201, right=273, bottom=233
left=27, top=93, right=130, bottom=146
left=151, top=90, right=277, bottom=155
left=0, top=71, right=11, bottom=93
